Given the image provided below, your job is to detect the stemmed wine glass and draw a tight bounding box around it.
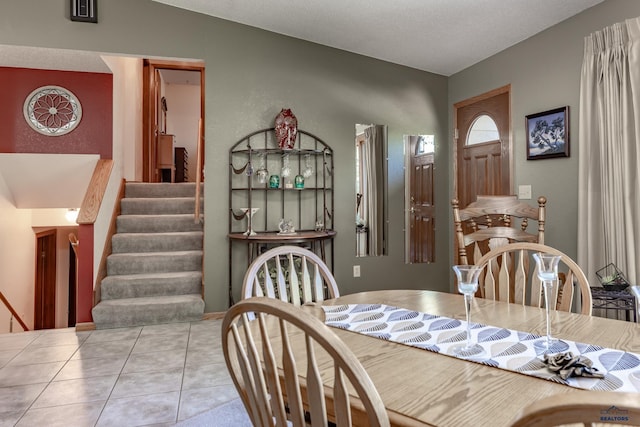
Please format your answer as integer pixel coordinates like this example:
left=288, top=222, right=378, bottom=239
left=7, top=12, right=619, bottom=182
left=532, top=253, right=563, bottom=352
left=302, top=154, right=314, bottom=178
left=450, top=265, right=486, bottom=358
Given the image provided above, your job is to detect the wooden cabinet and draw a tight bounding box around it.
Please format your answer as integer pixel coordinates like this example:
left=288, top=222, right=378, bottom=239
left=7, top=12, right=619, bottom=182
left=175, top=147, right=189, bottom=182
left=227, top=127, right=335, bottom=305
left=157, top=134, right=175, bottom=183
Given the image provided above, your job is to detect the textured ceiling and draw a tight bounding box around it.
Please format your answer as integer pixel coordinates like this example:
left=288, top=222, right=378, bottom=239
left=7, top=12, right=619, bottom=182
left=152, top=0, right=603, bottom=76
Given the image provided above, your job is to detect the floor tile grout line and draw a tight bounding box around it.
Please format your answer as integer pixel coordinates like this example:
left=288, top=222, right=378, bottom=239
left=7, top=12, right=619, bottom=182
left=93, top=326, right=144, bottom=427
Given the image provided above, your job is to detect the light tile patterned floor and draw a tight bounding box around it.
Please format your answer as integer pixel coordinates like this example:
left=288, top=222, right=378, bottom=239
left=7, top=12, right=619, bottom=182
left=0, top=319, right=240, bottom=427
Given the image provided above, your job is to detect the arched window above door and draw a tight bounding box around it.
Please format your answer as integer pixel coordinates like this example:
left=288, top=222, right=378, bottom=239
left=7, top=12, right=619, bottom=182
left=467, top=114, right=499, bottom=145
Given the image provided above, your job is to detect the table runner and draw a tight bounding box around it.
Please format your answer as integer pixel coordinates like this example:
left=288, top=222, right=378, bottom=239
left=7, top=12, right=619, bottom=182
left=322, top=303, right=640, bottom=392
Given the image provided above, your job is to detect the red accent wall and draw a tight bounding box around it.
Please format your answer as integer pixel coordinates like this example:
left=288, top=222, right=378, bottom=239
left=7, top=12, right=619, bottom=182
left=0, top=67, right=112, bottom=159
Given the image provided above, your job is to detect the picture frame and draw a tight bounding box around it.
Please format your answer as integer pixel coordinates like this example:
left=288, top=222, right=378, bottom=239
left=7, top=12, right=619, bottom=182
left=525, top=106, right=569, bottom=160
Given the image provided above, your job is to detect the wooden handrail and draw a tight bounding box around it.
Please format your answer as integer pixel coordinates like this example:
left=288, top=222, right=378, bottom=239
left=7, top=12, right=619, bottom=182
left=77, top=159, right=113, bottom=224
left=0, top=291, right=29, bottom=331
left=194, top=118, right=203, bottom=223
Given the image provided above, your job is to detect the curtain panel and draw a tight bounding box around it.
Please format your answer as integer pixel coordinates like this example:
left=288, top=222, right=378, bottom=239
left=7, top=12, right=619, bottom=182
left=578, top=17, right=640, bottom=286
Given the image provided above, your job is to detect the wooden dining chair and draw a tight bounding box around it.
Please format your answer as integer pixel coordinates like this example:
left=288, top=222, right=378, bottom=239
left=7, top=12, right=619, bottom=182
left=452, top=195, right=546, bottom=265
left=241, top=245, right=339, bottom=305
left=222, top=297, right=390, bottom=427
left=510, top=391, right=640, bottom=426
left=474, top=242, right=592, bottom=315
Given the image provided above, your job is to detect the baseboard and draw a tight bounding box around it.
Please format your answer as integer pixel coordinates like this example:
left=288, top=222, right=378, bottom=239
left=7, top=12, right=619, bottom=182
left=75, top=322, right=96, bottom=331
left=203, top=312, right=225, bottom=320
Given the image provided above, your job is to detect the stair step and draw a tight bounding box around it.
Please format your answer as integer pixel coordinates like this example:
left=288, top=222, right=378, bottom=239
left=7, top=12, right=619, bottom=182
left=117, top=214, right=203, bottom=233
left=91, top=294, right=205, bottom=329
left=120, top=197, right=204, bottom=215
left=112, top=231, right=203, bottom=253
left=107, top=251, right=203, bottom=275
left=125, top=182, right=203, bottom=198
left=100, top=271, right=202, bottom=300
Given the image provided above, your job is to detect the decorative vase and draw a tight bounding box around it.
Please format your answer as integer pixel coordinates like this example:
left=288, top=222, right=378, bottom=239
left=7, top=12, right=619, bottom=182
left=294, top=174, right=304, bottom=189
left=274, top=108, right=297, bottom=150
left=269, top=175, right=280, bottom=188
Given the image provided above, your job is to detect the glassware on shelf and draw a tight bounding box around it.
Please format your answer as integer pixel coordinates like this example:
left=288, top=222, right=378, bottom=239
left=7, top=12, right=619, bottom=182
left=532, top=253, right=564, bottom=352
left=281, top=153, right=291, bottom=178
left=239, top=207, right=259, bottom=236
left=255, top=153, right=268, bottom=184
left=450, top=265, right=486, bottom=359
left=303, top=154, right=314, bottom=178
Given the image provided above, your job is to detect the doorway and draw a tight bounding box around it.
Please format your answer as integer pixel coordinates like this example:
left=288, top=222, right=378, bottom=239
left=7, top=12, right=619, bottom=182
left=406, top=135, right=435, bottom=263
left=142, top=59, right=205, bottom=183
left=453, top=85, right=512, bottom=208
left=34, top=229, right=56, bottom=330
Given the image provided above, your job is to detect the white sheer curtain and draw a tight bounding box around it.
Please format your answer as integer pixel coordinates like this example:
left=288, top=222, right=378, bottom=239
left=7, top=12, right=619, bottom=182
left=578, top=17, right=640, bottom=286
left=363, top=125, right=385, bottom=256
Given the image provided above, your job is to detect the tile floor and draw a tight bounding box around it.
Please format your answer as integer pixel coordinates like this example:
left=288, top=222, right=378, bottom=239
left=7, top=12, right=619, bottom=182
left=0, top=319, right=241, bottom=427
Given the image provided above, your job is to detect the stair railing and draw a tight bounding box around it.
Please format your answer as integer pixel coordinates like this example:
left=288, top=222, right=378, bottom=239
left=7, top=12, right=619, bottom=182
left=194, top=118, right=204, bottom=223
left=0, top=291, right=29, bottom=332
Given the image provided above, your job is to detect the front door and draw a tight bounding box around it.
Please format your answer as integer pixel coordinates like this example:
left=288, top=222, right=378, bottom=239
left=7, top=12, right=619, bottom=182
left=454, top=85, right=511, bottom=208
left=408, top=135, right=435, bottom=263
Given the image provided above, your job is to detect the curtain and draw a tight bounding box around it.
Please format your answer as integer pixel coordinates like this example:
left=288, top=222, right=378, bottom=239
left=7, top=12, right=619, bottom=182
left=578, top=17, right=640, bottom=287
left=363, top=125, right=386, bottom=256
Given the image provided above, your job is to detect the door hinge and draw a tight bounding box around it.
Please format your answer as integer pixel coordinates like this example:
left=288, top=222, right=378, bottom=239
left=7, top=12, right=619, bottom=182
left=454, top=128, right=459, bottom=140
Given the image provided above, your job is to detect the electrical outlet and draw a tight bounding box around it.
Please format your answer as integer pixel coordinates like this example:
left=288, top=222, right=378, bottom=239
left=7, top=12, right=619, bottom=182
left=353, top=265, right=361, bottom=277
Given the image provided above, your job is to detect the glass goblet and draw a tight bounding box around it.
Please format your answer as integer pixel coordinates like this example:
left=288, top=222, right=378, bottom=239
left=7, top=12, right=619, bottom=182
left=532, top=253, right=563, bottom=352
left=450, top=265, right=486, bottom=358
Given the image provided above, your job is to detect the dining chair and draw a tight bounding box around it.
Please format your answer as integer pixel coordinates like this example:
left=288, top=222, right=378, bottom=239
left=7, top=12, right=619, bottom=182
left=222, top=297, right=390, bottom=427
left=474, top=242, right=592, bottom=315
left=452, top=195, right=546, bottom=265
left=510, top=391, right=640, bottom=426
left=241, top=245, right=339, bottom=305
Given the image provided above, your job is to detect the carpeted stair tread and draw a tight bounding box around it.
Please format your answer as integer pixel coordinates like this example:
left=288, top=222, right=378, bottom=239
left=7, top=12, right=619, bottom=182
left=101, top=271, right=202, bottom=300
left=107, top=250, right=203, bottom=275
left=125, top=182, right=203, bottom=198
left=120, top=197, right=204, bottom=215
left=117, top=214, right=204, bottom=233
left=91, top=294, right=205, bottom=329
left=112, top=231, right=203, bottom=253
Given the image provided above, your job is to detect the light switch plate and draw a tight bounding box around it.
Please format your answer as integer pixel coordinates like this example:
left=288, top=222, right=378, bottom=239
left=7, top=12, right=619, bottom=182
left=518, top=185, right=532, bottom=200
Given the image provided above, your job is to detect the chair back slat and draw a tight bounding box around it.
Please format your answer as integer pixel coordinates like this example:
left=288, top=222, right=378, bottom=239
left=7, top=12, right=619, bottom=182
left=475, top=242, right=592, bottom=315
left=223, top=297, right=390, bottom=427
left=287, top=253, right=301, bottom=306
left=274, top=255, right=289, bottom=302
left=261, top=264, right=274, bottom=298
left=513, top=249, right=527, bottom=305
left=300, top=257, right=313, bottom=304
left=333, top=366, right=351, bottom=427
left=305, top=336, right=327, bottom=426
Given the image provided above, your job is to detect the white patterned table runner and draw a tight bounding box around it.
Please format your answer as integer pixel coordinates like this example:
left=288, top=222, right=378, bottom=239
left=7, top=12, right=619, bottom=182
left=322, top=304, right=640, bottom=392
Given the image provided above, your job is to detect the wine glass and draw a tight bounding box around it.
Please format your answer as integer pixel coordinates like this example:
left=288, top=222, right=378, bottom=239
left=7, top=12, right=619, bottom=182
left=532, top=253, right=563, bottom=352
left=281, top=153, right=291, bottom=178
left=239, top=207, right=259, bottom=236
left=255, top=153, right=268, bottom=184
left=302, top=154, right=313, bottom=178
left=450, top=265, right=486, bottom=358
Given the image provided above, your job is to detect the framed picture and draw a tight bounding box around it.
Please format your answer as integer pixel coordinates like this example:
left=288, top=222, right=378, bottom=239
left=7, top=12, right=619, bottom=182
left=525, top=106, right=569, bottom=160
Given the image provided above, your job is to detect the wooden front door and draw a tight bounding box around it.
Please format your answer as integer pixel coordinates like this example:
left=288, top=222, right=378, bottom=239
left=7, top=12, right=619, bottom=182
left=35, top=229, right=56, bottom=330
left=408, top=135, right=435, bottom=263
left=454, top=85, right=511, bottom=208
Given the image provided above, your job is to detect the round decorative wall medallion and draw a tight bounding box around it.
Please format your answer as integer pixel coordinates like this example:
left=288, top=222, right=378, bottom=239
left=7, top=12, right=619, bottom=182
left=23, top=85, right=82, bottom=136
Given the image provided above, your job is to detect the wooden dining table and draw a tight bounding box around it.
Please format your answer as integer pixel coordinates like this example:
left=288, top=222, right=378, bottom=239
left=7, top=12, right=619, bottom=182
left=305, top=289, right=640, bottom=427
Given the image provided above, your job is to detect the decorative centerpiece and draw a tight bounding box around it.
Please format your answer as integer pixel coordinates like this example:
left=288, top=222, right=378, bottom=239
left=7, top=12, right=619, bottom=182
left=274, top=108, right=297, bottom=149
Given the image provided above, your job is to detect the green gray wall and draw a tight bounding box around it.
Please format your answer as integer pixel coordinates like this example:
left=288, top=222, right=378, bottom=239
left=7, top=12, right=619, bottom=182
left=448, top=0, right=640, bottom=267
left=1, top=0, right=450, bottom=312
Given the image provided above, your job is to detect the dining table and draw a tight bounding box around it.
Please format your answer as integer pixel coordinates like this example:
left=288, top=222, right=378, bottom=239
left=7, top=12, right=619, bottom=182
left=303, top=289, right=640, bottom=427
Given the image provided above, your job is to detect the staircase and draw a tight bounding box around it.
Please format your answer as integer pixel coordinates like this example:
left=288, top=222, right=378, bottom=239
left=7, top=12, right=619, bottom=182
left=92, top=182, right=205, bottom=329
